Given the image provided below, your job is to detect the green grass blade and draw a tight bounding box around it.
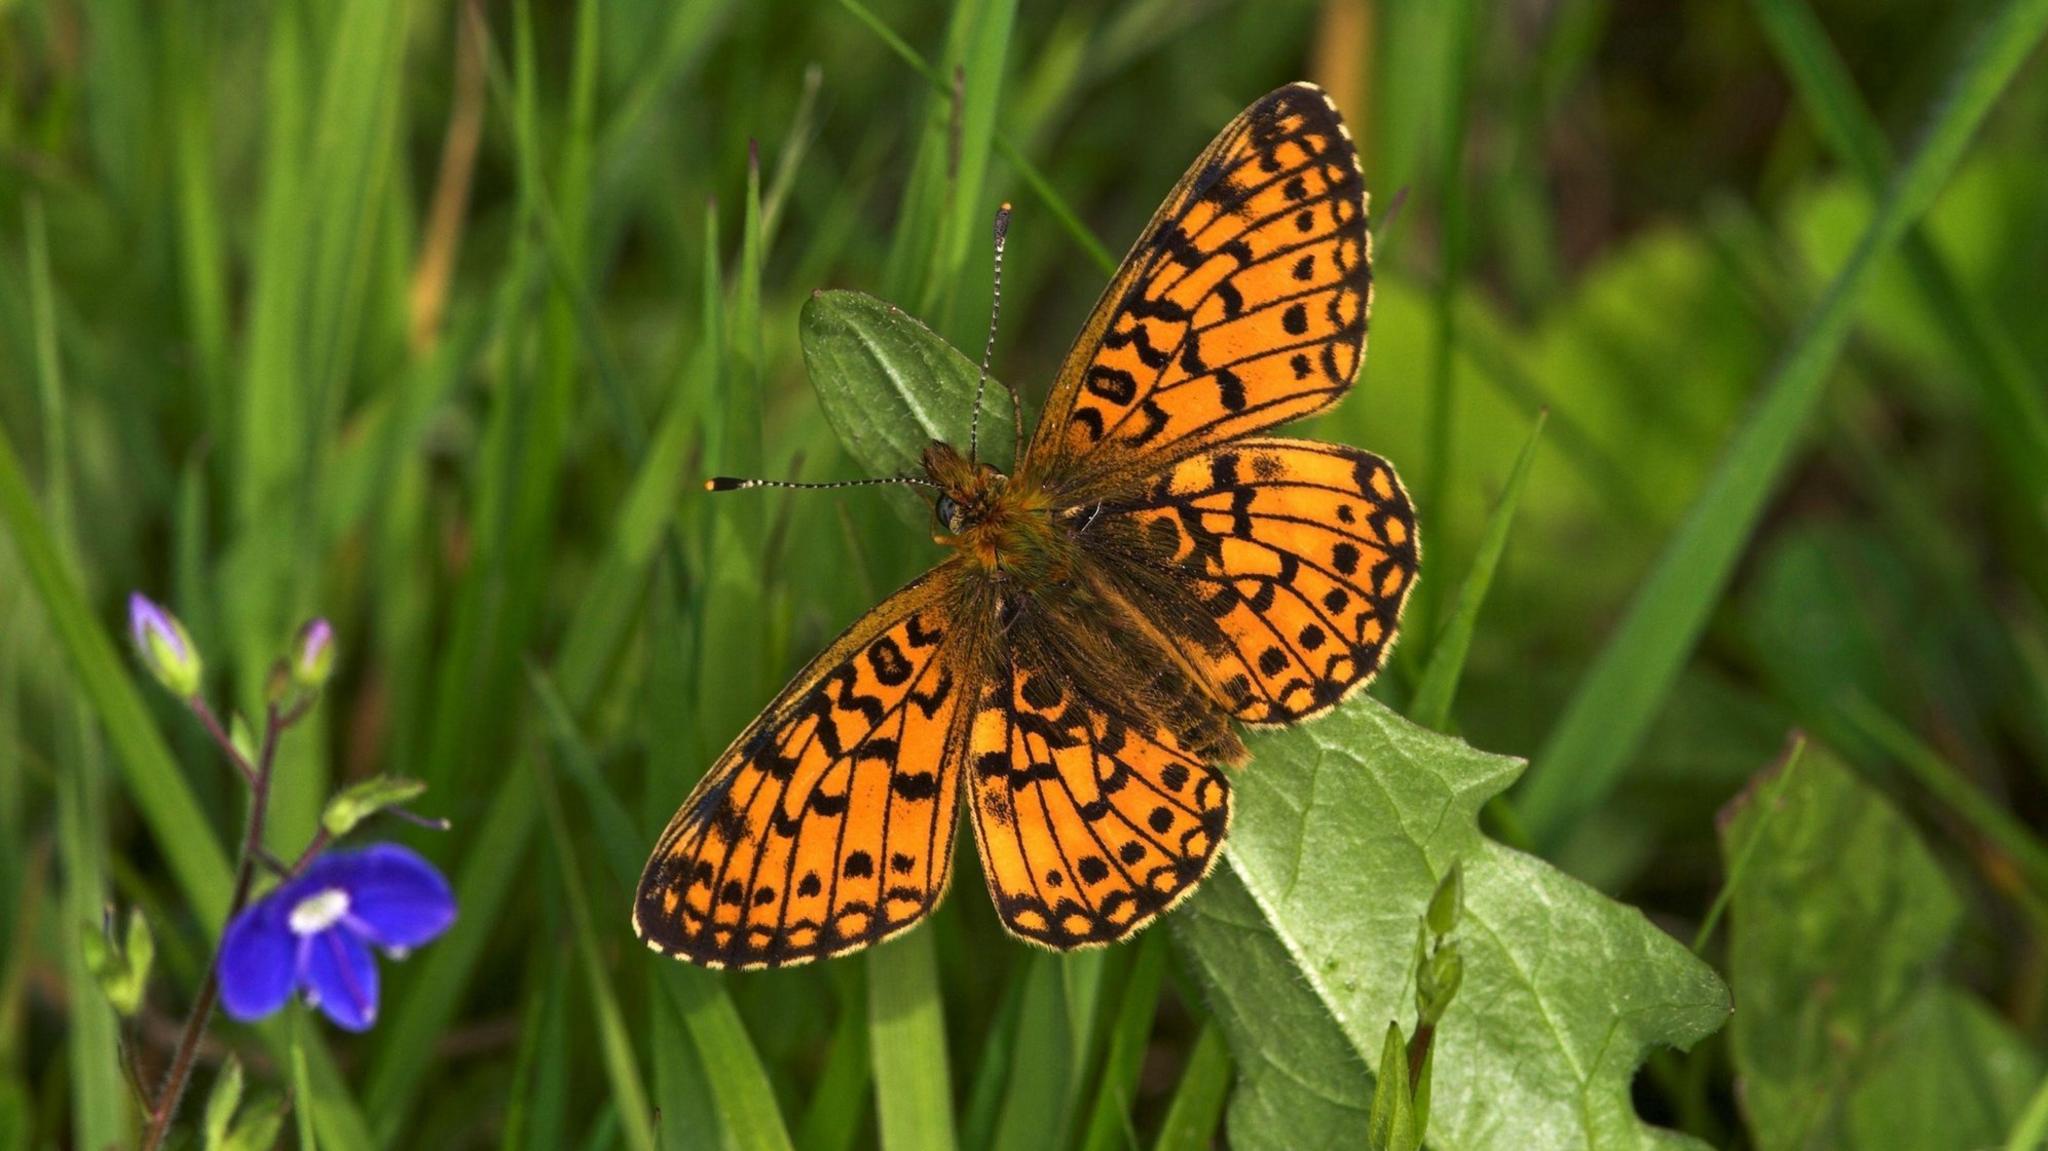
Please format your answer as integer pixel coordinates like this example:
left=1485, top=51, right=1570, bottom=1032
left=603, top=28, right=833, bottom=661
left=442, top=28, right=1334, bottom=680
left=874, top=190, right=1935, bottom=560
left=1415, top=0, right=1482, bottom=642
left=0, top=430, right=232, bottom=919
left=1750, top=0, right=2048, bottom=533
left=1410, top=410, right=1546, bottom=732
left=528, top=664, right=644, bottom=891
left=989, top=951, right=1100, bottom=1151
left=1693, top=735, right=1807, bottom=953
left=656, top=967, right=799, bottom=1151
left=364, top=774, right=537, bottom=1139
left=535, top=756, right=658, bottom=1151
left=959, top=957, right=1026, bottom=1151
left=292, top=1020, right=321, bottom=1151
left=795, top=981, right=872, bottom=1151
left=509, top=951, right=572, bottom=1151
left=836, top=0, right=1113, bottom=277
left=1076, top=934, right=1168, bottom=1151
left=1517, top=0, right=2048, bottom=845
left=868, top=931, right=957, bottom=1151
left=164, top=2, right=230, bottom=415
left=1837, top=696, right=2048, bottom=895
left=29, top=193, right=130, bottom=1151
left=2007, top=1072, right=2048, bottom=1151
left=1151, top=1019, right=1230, bottom=1151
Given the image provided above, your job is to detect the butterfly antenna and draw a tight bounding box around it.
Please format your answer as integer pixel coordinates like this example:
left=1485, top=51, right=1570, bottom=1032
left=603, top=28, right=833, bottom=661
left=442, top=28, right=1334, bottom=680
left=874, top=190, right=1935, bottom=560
left=705, top=475, right=938, bottom=492
left=969, top=202, right=1012, bottom=466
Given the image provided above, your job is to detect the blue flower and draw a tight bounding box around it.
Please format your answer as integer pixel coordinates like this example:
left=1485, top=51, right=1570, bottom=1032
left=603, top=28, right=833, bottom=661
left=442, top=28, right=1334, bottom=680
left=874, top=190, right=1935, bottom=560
left=218, top=844, right=456, bottom=1031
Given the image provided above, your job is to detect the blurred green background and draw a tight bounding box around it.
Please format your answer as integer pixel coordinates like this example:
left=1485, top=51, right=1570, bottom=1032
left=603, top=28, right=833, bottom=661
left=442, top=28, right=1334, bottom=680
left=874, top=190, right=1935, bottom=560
left=5, top=0, right=2048, bottom=1147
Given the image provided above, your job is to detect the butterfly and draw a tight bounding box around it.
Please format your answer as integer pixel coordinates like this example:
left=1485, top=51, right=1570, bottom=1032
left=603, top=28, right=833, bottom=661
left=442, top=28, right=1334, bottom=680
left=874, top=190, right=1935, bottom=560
left=635, top=82, right=1418, bottom=969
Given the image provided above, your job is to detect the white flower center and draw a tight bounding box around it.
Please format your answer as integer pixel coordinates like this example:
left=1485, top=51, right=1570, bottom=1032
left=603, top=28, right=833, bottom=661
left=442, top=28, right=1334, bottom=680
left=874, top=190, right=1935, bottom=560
left=289, top=888, right=352, bottom=935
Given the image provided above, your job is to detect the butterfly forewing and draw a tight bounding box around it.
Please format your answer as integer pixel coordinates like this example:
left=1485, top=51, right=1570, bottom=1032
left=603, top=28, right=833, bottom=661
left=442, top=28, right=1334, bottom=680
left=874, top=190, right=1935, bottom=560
left=1026, top=83, right=1371, bottom=497
left=1085, top=439, right=1418, bottom=725
left=635, top=567, right=977, bottom=968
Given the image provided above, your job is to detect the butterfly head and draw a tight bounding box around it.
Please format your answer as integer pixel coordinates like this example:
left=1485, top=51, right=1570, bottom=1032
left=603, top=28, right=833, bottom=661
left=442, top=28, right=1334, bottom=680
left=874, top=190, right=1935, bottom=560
left=920, top=440, right=1056, bottom=572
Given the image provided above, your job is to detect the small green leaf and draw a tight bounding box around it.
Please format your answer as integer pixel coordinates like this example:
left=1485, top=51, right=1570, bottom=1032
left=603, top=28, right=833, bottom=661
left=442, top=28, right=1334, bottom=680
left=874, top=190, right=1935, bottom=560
left=203, top=1056, right=246, bottom=1151
left=230, top=713, right=259, bottom=768
left=320, top=775, right=428, bottom=839
left=78, top=908, right=152, bottom=1016
left=1416, top=949, right=1462, bottom=1029
left=801, top=289, right=1019, bottom=488
left=220, top=1093, right=286, bottom=1151
left=123, top=907, right=154, bottom=1008
left=1425, top=862, right=1463, bottom=937
left=1367, top=1022, right=1417, bottom=1151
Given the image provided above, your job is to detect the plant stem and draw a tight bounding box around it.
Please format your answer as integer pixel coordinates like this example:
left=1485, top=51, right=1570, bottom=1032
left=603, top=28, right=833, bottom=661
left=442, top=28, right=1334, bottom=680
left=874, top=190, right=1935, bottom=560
left=188, top=697, right=256, bottom=786
left=140, top=702, right=285, bottom=1151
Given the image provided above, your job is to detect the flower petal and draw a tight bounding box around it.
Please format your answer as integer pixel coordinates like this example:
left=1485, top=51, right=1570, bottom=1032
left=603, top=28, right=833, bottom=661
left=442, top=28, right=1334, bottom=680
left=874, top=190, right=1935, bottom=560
left=302, top=928, right=381, bottom=1031
left=217, top=900, right=296, bottom=1023
left=333, top=843, right=457, bottom=949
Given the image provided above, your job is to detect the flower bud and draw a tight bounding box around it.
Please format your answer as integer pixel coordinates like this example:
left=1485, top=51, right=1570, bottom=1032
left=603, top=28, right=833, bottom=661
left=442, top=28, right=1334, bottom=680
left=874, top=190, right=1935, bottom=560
left=129, top=593, right=202, bottom=699
left=1417, top=949, right=1463, bottom=1027
left=292, top=618, right=336, bottom=689
left=80, top=907, right=154, bottom=1016
left=1426, top=863, right=1463, bottom=938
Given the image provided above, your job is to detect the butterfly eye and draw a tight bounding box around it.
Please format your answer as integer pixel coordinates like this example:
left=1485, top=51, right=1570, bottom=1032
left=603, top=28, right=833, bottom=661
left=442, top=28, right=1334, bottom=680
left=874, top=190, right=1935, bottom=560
left=935, top=496, right=964, bottom=533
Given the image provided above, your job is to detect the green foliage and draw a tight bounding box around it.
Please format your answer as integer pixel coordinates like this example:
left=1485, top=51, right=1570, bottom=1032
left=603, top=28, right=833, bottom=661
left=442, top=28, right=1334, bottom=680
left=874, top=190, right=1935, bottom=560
left=1174, top=701, right=1729, bottom=1150
left=6, top=0, right=2048, bottom=1147
left=801, top=290, right=1020, bottom=481
left=1723, top=748, right=2043, bottom=1147
left=79, top=906, right=154, bottom=1017
left=319, top=775, right=428, bottom=840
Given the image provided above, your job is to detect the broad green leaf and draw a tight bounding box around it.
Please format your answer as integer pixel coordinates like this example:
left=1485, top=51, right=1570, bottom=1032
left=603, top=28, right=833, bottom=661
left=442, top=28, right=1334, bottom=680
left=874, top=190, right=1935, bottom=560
left=801, top=289, right=1019, bottom=486
left=1173, top=699, right=1730, bottom=1151
left=1723, top=747, right=2042, bottom=1148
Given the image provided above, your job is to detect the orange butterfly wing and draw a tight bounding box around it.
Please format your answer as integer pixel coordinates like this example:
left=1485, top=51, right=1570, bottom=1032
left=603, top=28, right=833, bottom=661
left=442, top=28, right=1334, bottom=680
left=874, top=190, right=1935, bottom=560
left=1025, top=82, right=1370, bottom=496
left=635, top=567, right=977, bottom=968
left=962, top=602, right=1232, bottom=949
left=1086, top=439, right=1418, bottom=725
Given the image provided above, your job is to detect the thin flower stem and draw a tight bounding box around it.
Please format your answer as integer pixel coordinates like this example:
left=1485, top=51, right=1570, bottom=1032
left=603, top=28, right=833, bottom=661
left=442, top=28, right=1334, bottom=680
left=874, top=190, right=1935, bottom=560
left=140, top=702, right=284, bottom=1151
left=291, top=829, right=332, bottom=875
left=279, top=693, right=317, bottom=728
left=188, top=697, right=257, bottom=787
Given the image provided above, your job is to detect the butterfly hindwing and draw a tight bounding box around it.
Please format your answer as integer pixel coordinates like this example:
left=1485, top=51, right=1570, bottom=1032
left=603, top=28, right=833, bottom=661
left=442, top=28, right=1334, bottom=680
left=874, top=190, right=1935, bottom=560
left=1086, top=438, right=1417, bottom=725
left=963, top=605, right=1231, bottom=949
left=1028, top=83, right=1370, bottom=496
left=635, top=567, right=976, bottom=968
